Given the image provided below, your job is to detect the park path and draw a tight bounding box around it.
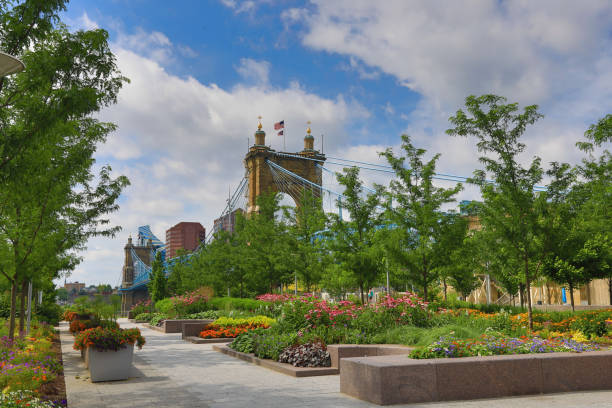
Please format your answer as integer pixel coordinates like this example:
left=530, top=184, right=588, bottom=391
left=60, top=319, right=612, bottom=408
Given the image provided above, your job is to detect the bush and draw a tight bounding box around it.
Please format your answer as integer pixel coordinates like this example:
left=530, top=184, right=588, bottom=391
left=253, top=331, right=297, bottom=360
left=0, top=390, right=61, bottom=408
left=134, top=313, right=152, bottom=321
left=229, top=329, right=264, bottom=354
left=150, top=313, right=167, bottom=326
left=155, top=298, right=174, bottom=315
left=0, top=292, right=10, bottom=318
left=209, top=297, right=266, bottom=313
left=36, top=300, right=63, bottom=326
left=279, top=342, right=331, bottom=367
left=212, top=316, right=275, bottom=328
left=130, top=300, right=152, bottom=316
left=186, top=311, right=219, bottom=320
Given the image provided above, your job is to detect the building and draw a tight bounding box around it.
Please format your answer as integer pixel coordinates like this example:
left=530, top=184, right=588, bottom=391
left=63, top=281, right=85, bottom=294
left=165, top=222, right=206, bottom=259
left=213, top=209, right=244, bottom=235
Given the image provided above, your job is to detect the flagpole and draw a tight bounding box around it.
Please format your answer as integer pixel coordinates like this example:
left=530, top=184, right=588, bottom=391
left=284, top=122, right=286, bottom=151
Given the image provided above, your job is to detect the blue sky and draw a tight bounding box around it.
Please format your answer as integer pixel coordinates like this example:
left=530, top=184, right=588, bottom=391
left=59, top=1, right=612, bottom=286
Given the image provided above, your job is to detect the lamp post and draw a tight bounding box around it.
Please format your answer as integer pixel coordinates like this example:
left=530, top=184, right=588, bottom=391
left=0, top=52, right=25, bottom=76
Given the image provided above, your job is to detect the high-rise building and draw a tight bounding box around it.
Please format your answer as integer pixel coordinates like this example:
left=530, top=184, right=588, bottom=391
left=165, top=222, right=205, bottom=259
left=213, top=209, right=244, bottom=235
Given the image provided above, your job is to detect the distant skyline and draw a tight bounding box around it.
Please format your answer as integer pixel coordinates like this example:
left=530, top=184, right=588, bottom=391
left=59, top=1, right=612, bottom=285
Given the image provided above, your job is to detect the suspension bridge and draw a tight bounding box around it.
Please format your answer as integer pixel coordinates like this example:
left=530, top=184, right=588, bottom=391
left=119, top=121, right=547, bottom=313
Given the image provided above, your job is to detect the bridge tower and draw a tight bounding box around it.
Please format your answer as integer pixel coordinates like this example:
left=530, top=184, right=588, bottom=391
left=244, top=121, right=325, bottom=212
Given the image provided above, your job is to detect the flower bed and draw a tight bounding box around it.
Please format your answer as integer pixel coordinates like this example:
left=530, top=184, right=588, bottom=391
left=199, top=316, right=274, bottom=339
left=0, top=321, right=64, bottom=406
left=73, top=327, right=145, bottom=352
left=410, top=334, right=602, bottom=359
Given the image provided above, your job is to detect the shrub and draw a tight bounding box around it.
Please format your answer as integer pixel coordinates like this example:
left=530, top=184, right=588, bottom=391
left=155, top=298, right=174, bottom=315
left=35, top=301, right=63, bottom=326
left=130, top=299, right=152, bottom=316
left=229, top=329, right=265, bottom=354
left=209, top=297, right=266, bottom=313
left=73, top=327, right=145, bottom=351
left=279, top=342, right=331, bottom=367
left=186, top=311, right=219, bottom=320
left=150, top=313, right=167, bottom=326
left=253, top=332, right=297, bottom=360
left=134, top=313, right=152, bottom=321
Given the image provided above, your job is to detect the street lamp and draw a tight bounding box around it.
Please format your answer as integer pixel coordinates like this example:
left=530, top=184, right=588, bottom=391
left=0, top=51, right=25, bottom=76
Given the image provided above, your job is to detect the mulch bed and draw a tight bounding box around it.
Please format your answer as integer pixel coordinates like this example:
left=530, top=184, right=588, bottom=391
left=37, top=329, right=67, bottom=407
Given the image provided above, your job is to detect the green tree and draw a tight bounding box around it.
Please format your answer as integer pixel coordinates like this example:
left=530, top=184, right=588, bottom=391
left=327, top=167, right=383, bottom=304
left=380, top=135, right=463, bottom=300
left=447, top=94, right=544, bottom=329
left=284, top=190, right=328, bottom=292
left=435, top=213, right=474, bottom=301
left=148, top=251, right=167, bottom=303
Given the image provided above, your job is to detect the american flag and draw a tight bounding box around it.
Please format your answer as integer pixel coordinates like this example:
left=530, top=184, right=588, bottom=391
left=274, top=120, right=284, bottom=130
left=277, top=130, right=284, bottom=136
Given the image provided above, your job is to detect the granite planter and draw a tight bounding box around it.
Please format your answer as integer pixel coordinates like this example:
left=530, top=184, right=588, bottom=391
left=88, top=345, right=134, bottom=382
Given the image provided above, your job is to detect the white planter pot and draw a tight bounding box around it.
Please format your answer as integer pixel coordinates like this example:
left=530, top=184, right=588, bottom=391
left=88, top=344, right=134, bottom=382
left=81, top=347, right=90, bottom=368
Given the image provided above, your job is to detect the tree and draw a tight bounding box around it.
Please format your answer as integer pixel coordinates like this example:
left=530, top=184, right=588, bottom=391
left=447, top=94, right=544, bottom=329
left=284, top=190, right=328, bottom=292
left=148, top=251, right=167, bottom=303
left=380, top=135, right=463, bottom=300
left=56, top=287, right=69, bottom=302
left=327, top=167, right=383, bottom=304
left=0, top=2, right=129, bottom=339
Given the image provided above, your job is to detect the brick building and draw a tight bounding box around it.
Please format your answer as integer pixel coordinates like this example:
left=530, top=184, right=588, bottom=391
left=64, top=281, right=85, bottom=294
left=213, top=209, right=244, bottom=235
left=165, top=222, right=205, bottom=259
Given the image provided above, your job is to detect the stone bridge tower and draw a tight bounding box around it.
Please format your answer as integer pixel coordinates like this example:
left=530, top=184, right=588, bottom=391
left=244, top=121, right=326, bottom=212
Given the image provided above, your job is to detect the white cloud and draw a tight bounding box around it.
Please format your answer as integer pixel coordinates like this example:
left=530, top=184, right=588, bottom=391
left=220, top=0, right=256, bottom=14
left=291, top=0, right=612, bottom=185
left=235, top=58, right=271, bottom=85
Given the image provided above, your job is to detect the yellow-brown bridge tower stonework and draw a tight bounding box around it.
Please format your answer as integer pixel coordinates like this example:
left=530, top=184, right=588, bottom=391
left=244, top=122, right=325, bottom=212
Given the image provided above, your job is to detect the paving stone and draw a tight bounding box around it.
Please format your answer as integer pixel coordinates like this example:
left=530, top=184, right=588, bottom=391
left=61, top=319, right=612, bottom=408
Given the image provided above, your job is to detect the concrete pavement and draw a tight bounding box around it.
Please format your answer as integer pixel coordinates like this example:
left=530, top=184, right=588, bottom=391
left=60, top=319, right=612, bottom=408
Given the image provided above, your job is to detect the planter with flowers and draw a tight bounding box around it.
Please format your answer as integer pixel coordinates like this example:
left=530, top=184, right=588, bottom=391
left=74, top=327, right=145, bottom=382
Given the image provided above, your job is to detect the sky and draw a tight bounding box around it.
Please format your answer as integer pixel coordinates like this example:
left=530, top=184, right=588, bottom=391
left=59, top=0, right=612, bottom=287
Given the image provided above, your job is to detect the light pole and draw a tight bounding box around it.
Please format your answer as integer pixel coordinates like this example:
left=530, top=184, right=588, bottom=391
left=0, top=52, right=25, bottom=76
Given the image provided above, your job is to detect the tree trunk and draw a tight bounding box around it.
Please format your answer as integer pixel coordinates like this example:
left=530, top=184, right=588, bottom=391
left=359, top=283, right=364, bottom=305
left=608, top=277, right=612, bottom=306
left=8, top=281, right=17, bottom=341
left=524, top=255, right=533, bottom=330
left=422, top=270, right=428, bottom=301
left=569, top=281, right=575, bottom=312
left=19, top=279, right=27, bottom=338
left=442, top=278, right=448, bottom=302
left=519, top=283, right=525, bottom=308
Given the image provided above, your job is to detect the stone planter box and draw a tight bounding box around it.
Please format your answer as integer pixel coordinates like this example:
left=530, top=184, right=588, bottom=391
left=184, top=336, right=233, bottom=344
left=88, top=345, right=134, bottom=382
left=213, top=345, right=339, bottom=377
left=147, top=319, right=214, bottom=334
left=181, top=321, right=214, bottom=339
left=80, top=347, right=90, bottom=368
left=327, top=344, right=412, bottom=369
left=340, top=350, right=612, bottom=405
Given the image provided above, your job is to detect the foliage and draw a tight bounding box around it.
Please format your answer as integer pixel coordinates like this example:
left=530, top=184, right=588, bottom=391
left=447, top=94, right=546, bottom=329
left=252, top=331, right=297, bottom=361
left=149, top=313, right=168, bottom=326
left=0, top=0, right=129, bottom=340
left=134, top=313, right=152, bottom=321
left=279, top=342, right=331, bottom=367
left=185, top=311, right=220, bottom=320
left=380, top=135, right=463, bottom=300
left=73, top=327, right=145, bottom=351
left=228, top=328, right=267, bottom=354
left=327, top=167, right=384, bottom=303
left=212, top=316, right=275, bottom=328
left=148, top=251, right=167, bottom=303
left=199, top=326, right=251, bottom=339
left=130, top=300, right=152, bottom=316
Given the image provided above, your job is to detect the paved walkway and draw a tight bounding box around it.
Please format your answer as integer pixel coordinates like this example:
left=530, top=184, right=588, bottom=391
left=60, top=319, right=612, bottom=408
